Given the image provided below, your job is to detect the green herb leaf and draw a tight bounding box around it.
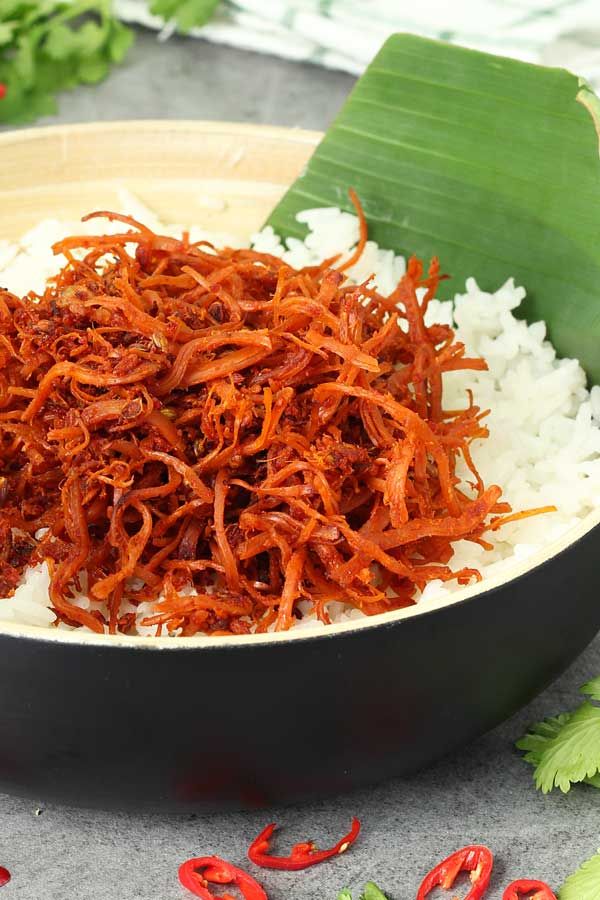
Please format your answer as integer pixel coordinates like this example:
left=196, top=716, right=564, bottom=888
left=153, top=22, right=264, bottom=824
left=530, top=702, right=600, bottom=793
left=361, top=883, right=389, bottom=900
left=518, top=682, right=600, bottom=792
left=45, top=20, right=104, bottom=60
left=581, top=677, right=600, bottom=701
left=107, top=18, right=133, bottom=63
left=149, top=0, right=219, bottom=32
left=0, top=21, right=18, bottom=47
left=77, top=54, right=109, bottom=83
left=336, top=885, right=389, bottom=900
left=0, top=1, right=133, bottom=124
left=267, top=33, right=600, bottom=384
left=559, top=849, right=600, bottom=900
left=517, top=713, right=573, bottom=768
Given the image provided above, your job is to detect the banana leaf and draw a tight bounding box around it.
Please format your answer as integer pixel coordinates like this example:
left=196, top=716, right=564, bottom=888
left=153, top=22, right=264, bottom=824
left=267, top=34, right=600, bottom=384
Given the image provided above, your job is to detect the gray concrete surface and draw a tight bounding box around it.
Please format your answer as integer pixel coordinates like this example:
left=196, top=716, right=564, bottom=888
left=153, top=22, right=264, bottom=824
left=1, top=26, right=599, bottom=900
left=21, top=29, right=354, bottom=129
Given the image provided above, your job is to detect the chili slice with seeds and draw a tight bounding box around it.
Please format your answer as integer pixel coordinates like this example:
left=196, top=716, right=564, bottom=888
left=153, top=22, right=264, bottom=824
left=416, top=845, right=494, bottom=900
left=179, top=856, right=267, bottom=900
left=503, top=879, right=557, bottom=900
left=247, top=817, right=361, bottom=870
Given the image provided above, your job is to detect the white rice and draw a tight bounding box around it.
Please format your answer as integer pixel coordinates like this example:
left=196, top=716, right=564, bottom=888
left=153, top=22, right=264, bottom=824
left=0, top=194, right=599, bottom=634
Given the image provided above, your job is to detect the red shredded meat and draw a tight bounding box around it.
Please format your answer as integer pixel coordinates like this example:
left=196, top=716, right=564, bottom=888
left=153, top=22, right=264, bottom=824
left=0, top=200, right=546, bottom=636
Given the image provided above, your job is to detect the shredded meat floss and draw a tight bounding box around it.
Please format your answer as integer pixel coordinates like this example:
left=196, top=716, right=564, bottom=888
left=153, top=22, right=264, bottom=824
left=0, top=199, right=545, bottom=636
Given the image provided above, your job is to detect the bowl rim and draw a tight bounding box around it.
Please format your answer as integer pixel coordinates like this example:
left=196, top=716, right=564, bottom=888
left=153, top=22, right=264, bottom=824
left=0, top=118, right=324, bottom=159
left=0, top=120, right=598, bottom=650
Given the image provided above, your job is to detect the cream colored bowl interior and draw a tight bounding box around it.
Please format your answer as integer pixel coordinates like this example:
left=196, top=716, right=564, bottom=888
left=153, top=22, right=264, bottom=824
left=0, top=120, right=598, bottom=648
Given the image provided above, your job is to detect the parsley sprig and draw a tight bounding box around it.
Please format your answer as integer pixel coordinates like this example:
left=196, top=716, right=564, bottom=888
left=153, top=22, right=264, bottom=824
left=518, top=675, right=600, bottom=793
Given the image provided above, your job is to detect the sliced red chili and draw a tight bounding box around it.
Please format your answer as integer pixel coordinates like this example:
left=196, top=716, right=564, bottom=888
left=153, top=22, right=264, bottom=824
left=503, top=879, right=557, bottom=899
left=416, top=845, right=494, bottom=900
left=179, top=855, right=267, bottom=900
left=0, top=867, right=9, bottom=888
left=247, top=817, right=361, bottom=871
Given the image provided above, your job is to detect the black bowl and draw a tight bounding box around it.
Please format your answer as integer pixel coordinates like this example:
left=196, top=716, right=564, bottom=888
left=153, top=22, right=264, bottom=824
left=0, top=512, right=598, bottom=811
left=0, top=122, right=599, bottom=811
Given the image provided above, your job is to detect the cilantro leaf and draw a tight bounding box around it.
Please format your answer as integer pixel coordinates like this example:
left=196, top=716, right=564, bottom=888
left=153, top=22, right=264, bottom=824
left=0, top=22, right=18, bottom=48
left=516, top=713, right=572, bottom=768
left=528, top=703, right=600, bottom=793
left=336, top=885, right=388, bottom=900
left=0, top=0, right=221, bottom=123
left=581, top=677, right=600, bottom=701
left=584, top=771, right=600, bottom=788
left=517, top=672, right=600, bottom=793
left=45, top=20, right=106, bottom=60
left=149, top=0, right=220, bottom=32
left=559, top=850, right=600, bottom=900
left=0, top=1, right=133, bottom=124
left=362, top=884, right=389, bottom=900
left=107, top=16, right=133, bottom=61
